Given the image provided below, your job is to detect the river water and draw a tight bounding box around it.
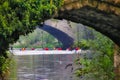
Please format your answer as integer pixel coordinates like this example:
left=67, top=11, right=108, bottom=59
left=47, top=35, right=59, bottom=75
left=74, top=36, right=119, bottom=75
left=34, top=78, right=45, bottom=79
left=10, top=54, right=80, bottom=80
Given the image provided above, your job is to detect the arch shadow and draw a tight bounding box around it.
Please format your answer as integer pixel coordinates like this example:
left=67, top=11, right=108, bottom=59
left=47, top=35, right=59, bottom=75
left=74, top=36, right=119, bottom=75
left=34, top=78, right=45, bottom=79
left=38, top=25, right=74, bottom=49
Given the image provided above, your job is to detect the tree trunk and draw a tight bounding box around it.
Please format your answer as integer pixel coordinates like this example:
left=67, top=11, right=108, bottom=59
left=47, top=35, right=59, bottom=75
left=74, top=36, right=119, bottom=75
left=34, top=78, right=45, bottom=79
left=114, top=45, right=120, bottom=80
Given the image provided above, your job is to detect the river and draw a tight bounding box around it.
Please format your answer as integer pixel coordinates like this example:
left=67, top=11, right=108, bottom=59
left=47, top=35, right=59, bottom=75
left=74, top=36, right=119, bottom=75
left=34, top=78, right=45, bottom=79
left=9, top=53, right=80, bottom=80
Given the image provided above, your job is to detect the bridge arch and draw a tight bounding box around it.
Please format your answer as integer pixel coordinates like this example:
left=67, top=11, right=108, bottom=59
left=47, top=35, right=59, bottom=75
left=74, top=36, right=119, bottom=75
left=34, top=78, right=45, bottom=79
left=38, top=20, right=75, bottom=49
left=56, top=0, right=120, bottom=47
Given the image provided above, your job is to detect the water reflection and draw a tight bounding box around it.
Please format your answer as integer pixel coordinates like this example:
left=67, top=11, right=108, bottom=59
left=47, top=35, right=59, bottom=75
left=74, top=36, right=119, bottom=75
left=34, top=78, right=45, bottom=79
left=13, top=54, right=78, bottom=80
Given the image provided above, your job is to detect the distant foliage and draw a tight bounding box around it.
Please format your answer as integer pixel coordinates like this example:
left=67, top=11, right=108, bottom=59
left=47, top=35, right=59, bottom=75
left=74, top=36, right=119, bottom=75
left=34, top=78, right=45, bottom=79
left=13, top=28, right=62, bottom=48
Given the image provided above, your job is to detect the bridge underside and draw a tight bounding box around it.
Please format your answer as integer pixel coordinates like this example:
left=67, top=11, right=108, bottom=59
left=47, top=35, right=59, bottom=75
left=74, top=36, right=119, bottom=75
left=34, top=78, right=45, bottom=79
left=38, top=25, right=74, bottom=49
left=57, top=6, right=120, bottom=46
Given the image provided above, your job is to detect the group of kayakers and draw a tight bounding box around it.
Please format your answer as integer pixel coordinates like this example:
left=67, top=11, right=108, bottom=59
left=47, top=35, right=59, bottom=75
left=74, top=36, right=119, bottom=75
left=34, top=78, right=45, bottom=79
left=20, top=47, right=80, bottom=51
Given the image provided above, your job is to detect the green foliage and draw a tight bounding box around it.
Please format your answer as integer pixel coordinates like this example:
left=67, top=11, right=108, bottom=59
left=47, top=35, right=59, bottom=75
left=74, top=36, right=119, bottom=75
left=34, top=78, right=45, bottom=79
left=0, top=54, right=12, bottom=79
left=0, top=0, right=63, bottom=56
left=74, top=29, right=114, bottom=80
left=0, top=0, right=63, bottom=79
left=75, top=52, right=114, bottom=80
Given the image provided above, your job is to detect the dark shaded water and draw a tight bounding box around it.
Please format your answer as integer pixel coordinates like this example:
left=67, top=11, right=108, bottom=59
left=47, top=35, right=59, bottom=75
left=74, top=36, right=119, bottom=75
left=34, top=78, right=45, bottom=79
left=10, top=54, right=79, bottom=80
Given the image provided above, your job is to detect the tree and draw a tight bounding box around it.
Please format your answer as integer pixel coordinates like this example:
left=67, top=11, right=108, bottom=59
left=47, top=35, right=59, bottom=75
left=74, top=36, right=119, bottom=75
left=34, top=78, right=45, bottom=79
left=0, top=0, right=63, bottom=57
left=0, top=0, right=63, bottom=79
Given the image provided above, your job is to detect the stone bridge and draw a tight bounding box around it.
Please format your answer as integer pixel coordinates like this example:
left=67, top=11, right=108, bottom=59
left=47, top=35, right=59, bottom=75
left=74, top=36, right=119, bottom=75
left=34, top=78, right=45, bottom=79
left=38, top=19, right=94, bottom=49
left=55, top=0, right=120, bottom=47
left=38, top=0, right=120, bottom=49
left=38, top=19, right=87, bottom=49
